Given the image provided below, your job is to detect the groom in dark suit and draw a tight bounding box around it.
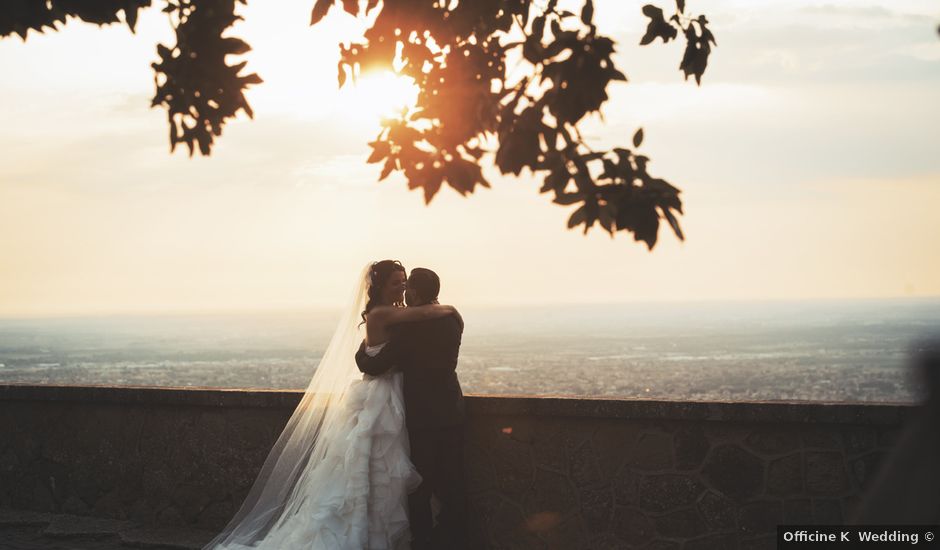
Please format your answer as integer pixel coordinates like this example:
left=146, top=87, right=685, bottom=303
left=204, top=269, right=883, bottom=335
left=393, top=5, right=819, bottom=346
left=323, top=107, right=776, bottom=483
left=355, top=267, right=468, bottom=550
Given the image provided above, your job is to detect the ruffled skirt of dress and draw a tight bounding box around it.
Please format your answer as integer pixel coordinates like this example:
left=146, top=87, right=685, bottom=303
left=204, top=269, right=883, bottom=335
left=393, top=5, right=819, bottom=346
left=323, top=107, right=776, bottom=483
left=221, top=372, right=421, bottom=550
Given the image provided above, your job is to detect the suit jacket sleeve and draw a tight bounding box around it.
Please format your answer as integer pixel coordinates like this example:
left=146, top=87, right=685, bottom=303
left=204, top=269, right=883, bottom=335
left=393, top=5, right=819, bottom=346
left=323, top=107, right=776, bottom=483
left=355, top=340, right=399, bottom=376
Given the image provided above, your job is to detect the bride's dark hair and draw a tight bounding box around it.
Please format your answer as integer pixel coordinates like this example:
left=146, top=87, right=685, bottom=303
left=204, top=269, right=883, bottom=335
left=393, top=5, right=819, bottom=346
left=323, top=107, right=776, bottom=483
left=360, top=259, right=406, bottom=325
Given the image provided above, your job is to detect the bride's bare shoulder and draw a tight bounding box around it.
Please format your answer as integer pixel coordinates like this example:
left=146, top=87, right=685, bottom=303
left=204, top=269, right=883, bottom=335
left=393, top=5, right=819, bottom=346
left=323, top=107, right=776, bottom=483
left=365, top=305, right=396, bottom=323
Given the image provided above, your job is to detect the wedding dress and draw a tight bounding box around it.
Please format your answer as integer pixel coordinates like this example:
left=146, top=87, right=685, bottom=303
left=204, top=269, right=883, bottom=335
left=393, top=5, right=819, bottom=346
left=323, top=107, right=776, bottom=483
left=203, top=265, right=421, bottom=550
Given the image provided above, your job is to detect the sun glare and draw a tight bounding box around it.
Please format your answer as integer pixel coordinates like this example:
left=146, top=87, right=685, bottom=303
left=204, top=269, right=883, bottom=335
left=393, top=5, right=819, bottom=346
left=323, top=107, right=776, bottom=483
left=340, top=70, right=420, bottom=125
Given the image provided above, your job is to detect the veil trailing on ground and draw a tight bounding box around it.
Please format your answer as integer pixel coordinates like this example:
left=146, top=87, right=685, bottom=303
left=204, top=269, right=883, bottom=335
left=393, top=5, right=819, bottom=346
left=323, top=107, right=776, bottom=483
left=202, top=264, right=372, bottom=550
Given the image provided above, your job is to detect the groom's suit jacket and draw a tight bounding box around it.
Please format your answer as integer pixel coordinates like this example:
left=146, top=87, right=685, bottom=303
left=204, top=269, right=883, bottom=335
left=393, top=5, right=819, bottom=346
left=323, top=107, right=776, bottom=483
left=356, top=316, right=466, bottom=430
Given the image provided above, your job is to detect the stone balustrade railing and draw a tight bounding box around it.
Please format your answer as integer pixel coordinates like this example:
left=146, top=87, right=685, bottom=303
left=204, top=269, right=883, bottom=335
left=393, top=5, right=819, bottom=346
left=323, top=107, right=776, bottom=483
left=0, top=384, right=916, bottom=549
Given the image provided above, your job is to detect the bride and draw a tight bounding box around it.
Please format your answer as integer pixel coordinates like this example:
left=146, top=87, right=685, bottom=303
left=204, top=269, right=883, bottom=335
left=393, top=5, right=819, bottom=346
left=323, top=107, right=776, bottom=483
left=202, top=260, right=462, bottom=550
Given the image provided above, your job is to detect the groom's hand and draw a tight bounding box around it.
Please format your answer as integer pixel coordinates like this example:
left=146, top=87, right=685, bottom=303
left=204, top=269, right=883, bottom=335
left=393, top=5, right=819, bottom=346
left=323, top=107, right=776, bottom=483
left=356, top=341, right=396, bottom=376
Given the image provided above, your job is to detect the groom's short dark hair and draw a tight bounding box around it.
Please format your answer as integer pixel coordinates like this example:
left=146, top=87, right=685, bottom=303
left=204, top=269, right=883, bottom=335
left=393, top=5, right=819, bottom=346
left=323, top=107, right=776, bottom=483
left=409, top=268, right=440, bottom=302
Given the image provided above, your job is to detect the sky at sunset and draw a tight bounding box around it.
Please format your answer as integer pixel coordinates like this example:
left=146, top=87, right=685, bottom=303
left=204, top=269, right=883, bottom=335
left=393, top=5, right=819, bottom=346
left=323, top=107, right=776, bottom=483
left=1, top=0, right=938, bottom=317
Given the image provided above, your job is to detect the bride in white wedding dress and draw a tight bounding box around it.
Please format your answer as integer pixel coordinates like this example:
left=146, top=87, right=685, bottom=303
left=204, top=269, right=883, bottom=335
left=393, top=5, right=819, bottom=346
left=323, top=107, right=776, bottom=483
left=202, top=260, right=461, bottom=550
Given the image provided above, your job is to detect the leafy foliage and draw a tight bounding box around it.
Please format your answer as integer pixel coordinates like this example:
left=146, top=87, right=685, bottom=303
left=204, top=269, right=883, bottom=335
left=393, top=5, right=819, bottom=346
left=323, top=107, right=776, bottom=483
left=319, top=0, right=713, bottom=248
left=0, top=0, right=715, bottom=250
left=0, top=0, right=151, bottom=38
left=151, top=0, right=262, bottom=156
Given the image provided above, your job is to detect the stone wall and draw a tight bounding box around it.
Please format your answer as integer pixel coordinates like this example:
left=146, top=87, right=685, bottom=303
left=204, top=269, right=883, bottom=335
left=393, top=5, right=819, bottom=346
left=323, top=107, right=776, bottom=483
left=0, top=384, right=914, bottom=549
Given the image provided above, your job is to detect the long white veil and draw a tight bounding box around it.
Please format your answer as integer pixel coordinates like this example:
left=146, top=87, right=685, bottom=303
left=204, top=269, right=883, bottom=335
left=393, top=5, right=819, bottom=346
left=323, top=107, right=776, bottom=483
left=202, top=263, right=372, bottom=549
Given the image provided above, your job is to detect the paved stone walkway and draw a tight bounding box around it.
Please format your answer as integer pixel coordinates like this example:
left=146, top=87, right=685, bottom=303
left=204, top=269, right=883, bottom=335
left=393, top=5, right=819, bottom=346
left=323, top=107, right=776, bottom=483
left=0, top=509, right=215, bottom=550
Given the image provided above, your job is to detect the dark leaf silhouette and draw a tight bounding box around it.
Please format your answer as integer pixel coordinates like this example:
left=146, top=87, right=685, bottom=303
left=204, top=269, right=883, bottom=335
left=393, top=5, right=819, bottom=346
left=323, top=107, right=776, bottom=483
left=640, top=5, right=677, bottom=45
left=380, top=158, right=396, bottom=180
left=568, top=205, right=586, bottom=228
left=341, top=0, right=358, bottom=17
left=678, top=18, right=715, bottom=84
left=581, top=0, right=594, bottom=26
left=554, top=193, right=584, bottom=206
left=149, top=0, right=261, bottom=156
left=663, top=207, right=685, bottom=241
left=366, top=141, right=390, bottom=164
left=0, top=0, right=151, bottom=40
left=0, top=0, right=716, bottom=250
left=310, top=0, right=332, bottom=25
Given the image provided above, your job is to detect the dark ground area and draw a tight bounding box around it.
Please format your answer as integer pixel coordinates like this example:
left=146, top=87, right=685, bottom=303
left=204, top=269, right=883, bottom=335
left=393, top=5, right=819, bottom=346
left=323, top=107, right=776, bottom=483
left=0, top=509, right=214, bottom=550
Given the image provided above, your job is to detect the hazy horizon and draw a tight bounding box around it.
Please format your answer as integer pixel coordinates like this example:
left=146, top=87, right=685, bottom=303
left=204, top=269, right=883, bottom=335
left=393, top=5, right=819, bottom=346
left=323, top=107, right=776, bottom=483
left=2, top=298, right=937, bottom=402
left=2, top=295, right=939, bottom=321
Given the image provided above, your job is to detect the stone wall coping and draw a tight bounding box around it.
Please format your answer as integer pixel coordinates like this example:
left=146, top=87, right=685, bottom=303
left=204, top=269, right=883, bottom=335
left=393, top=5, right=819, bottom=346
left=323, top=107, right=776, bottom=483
left=0, top=384, right=918, bottom=425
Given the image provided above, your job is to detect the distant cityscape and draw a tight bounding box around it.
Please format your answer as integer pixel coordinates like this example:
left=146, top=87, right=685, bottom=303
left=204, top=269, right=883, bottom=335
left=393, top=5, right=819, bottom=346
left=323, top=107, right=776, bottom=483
left=1, top=299, right=938, bottom=403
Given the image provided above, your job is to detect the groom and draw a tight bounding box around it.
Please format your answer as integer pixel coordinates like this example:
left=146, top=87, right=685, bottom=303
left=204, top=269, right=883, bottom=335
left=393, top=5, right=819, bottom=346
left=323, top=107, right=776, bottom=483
left=355, top=267, right=468, bottom=550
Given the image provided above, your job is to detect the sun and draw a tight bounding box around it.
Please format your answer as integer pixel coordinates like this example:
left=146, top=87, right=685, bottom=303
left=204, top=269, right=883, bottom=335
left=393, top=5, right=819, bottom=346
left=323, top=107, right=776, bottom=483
left=339, top=70, right=420, bottom=125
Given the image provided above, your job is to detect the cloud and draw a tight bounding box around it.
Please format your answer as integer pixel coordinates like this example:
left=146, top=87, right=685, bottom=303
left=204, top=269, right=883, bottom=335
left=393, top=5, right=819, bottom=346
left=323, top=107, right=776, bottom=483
left=799, top=4, right=932, bottom=24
